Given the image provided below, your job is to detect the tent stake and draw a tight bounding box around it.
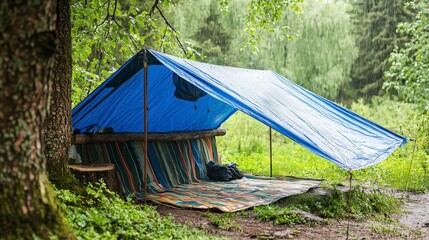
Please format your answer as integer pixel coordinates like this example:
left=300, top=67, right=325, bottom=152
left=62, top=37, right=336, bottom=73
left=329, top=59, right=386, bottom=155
left=269, top=127, right=273, bottom=177
left=143, top=49, right=148, bottom=203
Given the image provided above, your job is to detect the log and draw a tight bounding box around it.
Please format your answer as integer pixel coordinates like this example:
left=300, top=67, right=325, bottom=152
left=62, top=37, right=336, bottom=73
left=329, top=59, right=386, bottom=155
left=72, top=128, right=226, bottom=144
left=69, top=163, right=122, bottom=196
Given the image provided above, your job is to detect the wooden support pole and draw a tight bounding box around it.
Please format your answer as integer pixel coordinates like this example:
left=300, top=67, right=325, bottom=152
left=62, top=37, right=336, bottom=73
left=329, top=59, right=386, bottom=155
left=269, top=127, right=273, bottom=177
left=346, top=170, right=353, bottom=240
left=143, top=49, right=148, bottom=203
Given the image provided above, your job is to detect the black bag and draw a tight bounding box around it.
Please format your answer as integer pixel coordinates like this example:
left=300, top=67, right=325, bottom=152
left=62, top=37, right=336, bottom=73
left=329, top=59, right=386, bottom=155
left=226, top=162, right=244, bottom=180
left=206, top=161, right=243, bottom=181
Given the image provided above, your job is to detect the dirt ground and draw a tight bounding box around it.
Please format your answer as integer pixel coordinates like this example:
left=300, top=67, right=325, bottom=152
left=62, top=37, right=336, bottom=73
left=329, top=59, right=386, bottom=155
left=156, top=191, right=429, bottom=239
left=398, top=192, right=429, bottom=238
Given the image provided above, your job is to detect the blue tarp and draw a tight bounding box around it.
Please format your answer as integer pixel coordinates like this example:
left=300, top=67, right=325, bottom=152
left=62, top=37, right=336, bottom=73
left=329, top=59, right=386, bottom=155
left=72, top=48, right=407, bottom=170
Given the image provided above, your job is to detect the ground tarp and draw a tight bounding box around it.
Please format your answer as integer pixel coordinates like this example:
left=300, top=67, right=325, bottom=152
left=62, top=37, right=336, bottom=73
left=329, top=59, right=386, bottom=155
left=147, top=175, right=322, bottom=212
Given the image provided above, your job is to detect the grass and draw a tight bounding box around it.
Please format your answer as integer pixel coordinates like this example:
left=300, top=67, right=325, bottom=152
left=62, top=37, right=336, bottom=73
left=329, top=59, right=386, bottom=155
left=202, top=212, right=242, bottom=231
left=370, top=224, right=406, bottom=238
left=55, top=181, right=218, bottom=240
left=217, top=96, right=429, bottom=192
left=253, top=205, right=313, bottom=225
left=202, top=185, right=401, bottom=230
left=254, top=186, right=401, bottom=225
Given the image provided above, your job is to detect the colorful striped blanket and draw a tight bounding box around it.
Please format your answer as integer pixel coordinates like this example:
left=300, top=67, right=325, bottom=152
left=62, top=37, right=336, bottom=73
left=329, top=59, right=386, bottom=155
left=76, top=137, right=322, bottom=212
left=76, top=137, right=220, bottom=195
left=147, top=175, right=322, bottom=212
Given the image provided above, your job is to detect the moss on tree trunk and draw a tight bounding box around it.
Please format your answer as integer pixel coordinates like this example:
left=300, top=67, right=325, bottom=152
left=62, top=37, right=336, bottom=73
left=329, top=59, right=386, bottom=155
left=0, top=1, right=74, bottom=239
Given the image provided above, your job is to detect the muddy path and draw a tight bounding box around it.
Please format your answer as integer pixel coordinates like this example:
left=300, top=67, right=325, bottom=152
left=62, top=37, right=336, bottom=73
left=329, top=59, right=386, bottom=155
left=155, top=192, right=429, bottom=239
left=398, top=192, right=429, bottom=237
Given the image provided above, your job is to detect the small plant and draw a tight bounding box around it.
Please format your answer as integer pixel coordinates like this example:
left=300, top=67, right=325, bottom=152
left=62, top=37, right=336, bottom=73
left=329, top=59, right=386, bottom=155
left=371, top=224, right=406, bottom=238
left=253, top=205, right=310, bottom=225
left=202, top=212, right=242, bottom=231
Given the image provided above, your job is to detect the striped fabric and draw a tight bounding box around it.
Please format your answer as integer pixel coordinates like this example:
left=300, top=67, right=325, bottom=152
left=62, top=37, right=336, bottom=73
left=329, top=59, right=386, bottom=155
left=76, top=136, right=219, bottom=195
left=147, top=175, right=322, bottom=212
left=76, top=136, right=322, bottom=212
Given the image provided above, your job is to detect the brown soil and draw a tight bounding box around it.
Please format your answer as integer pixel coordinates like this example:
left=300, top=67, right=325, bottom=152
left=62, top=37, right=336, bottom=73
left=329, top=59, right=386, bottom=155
left=155, top=192, right=429, bottom=239
left=398, top=192, right=429, bottom=238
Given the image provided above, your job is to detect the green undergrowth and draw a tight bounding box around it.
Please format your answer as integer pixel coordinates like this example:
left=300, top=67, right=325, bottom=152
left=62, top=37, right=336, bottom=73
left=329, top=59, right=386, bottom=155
left=302, top=187, right=400, bottom=219
left=254, top=205, right=313, bottom=225
left=54, top=181, right=216, bottom=240
left=202, top=212, right=242, bottom=231
left=217, top=97, right=429, bottom=192
left=203, top=185, right=401, bottom=229
left=253, top=186, right=401, bottom=226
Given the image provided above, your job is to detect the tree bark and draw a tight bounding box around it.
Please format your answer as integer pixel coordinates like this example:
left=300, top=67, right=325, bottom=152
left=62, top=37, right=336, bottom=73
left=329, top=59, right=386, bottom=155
left=0, top=1, right=74, bottom=239
left=44, top=0, right=77, bottom=189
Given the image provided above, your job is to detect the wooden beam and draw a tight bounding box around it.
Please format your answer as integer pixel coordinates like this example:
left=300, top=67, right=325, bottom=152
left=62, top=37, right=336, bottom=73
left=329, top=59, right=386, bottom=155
left=72, top=128, right=226, bottom=144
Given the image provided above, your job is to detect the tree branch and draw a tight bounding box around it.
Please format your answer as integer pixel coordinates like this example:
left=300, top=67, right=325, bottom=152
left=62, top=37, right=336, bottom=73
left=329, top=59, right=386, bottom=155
left=94, top=0, right=111, bottom=32
left=112, top=0, right=118, bottom=20
left=113, top=19, right=139, bottom=50
left=149, top=0, right=160, bottom=16
left=156, top=6, right=187, bottom=57
left=159, top=27, right=168, bottom=51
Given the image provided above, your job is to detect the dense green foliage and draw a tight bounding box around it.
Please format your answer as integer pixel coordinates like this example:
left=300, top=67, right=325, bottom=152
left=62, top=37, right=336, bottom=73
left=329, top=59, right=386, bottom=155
left=192, top=1, right=233, bottom=65
left=282, top=0, right=357, bottom=100
left=70, top=0, right=195, bottom=105
left=70, top=0, right=304, bottom=105
left=241, top=0, right=302, bottom=50
left=346, top=0, right=413, bottom=100
left=55, top=181, right=215, bottom=239
left=384, top=0, right=429, bottom=110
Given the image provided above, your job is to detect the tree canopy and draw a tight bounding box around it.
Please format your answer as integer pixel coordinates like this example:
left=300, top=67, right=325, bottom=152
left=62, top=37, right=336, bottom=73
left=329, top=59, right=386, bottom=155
left=384, top=0, right=429, bottom=111
left=347, top=0, right=413, bottom=100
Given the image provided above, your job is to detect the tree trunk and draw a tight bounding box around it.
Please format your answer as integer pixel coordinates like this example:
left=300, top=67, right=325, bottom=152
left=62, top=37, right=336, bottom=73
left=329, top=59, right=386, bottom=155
left=44, top=0, right=77, bottom=189
left=0, top=1, right=74, bottom=239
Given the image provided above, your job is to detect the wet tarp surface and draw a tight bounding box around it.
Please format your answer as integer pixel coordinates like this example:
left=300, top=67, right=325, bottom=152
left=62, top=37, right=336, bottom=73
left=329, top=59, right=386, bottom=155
left=72, top=48, right=407, bottom=170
